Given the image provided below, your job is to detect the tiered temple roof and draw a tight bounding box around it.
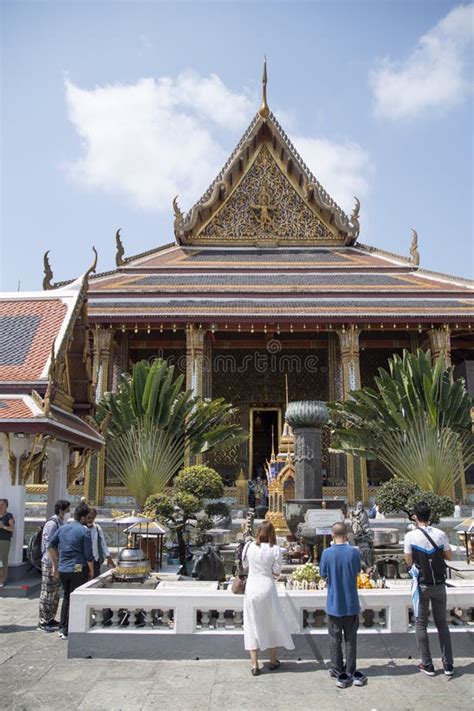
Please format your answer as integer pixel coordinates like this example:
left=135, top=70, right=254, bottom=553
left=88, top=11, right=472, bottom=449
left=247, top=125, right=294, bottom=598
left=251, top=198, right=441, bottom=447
left=0, top=278, right=103, bottom=449
left=51, top=62, right=474, bottom=327
left=86, top=243, right=473, bottom=324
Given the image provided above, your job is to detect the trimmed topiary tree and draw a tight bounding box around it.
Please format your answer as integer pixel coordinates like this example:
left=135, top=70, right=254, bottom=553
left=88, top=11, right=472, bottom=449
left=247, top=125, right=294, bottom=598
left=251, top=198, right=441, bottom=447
left=174, top=465, right=224, bottom=500
left=377, top=478, right=454, bottom=524
left=144, top=465, right=225, bottom=573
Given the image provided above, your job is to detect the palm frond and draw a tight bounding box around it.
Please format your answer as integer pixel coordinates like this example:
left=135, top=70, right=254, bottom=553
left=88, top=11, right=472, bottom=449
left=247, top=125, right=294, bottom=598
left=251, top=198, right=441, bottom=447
left=106, top=422, right=184, bottom=509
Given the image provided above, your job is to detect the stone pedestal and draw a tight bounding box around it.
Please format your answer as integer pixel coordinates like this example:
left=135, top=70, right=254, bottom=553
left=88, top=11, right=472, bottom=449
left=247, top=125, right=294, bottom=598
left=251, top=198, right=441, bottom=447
left=293, top=426, right=323, bottom=500
left=284, top=401, right=344, bottom=533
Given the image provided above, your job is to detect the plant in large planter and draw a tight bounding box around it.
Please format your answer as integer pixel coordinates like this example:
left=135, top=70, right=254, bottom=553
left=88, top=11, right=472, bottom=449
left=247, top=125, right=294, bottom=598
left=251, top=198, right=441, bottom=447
left=329, top=349, right=473, bottom=495
left=376, top=479, right=454, bottom=524
left=144, top=465, right=226, bottom=573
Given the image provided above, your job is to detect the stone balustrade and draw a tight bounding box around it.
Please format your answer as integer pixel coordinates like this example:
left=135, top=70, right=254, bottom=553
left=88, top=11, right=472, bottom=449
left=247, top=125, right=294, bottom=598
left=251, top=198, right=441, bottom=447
left=68, top=573, right=474, bottom=659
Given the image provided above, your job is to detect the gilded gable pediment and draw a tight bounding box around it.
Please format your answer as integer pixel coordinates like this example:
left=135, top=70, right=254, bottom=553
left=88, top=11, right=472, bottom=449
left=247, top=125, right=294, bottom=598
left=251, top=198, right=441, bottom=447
left=174, top=113, right=359, bottom=247
left=195, top=145, right=337, bottom=245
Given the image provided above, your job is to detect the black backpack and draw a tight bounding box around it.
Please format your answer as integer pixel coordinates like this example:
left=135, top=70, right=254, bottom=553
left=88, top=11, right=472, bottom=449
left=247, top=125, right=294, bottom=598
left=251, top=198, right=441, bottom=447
left=27, top=518, right=59, bottom=571
left=416, top=528, right=447, bottom=585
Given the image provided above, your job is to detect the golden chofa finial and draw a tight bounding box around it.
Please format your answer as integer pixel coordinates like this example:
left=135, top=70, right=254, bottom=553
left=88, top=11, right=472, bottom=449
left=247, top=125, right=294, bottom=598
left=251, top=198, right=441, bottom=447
left=259, top=56, right=270, bottom=119
left=410, top=228, right=420, bottom=267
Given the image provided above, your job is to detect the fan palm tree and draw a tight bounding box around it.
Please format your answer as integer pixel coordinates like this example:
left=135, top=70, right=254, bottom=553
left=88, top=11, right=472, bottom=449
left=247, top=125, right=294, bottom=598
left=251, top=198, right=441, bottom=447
left=96, top=358, right=246, bottom=454
left=329, top=349, right=473, bottom=495
left=106, top=422, right=185, bottom=509
left=96, top=358, right=247, bottom=507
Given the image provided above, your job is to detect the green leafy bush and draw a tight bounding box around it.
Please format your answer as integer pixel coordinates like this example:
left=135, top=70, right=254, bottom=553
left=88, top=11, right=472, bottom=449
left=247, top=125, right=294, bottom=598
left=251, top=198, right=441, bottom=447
left=377, top=478, right=454, bottom=524
left=205, top=501, right=231, bottom=519
left=175, top=465, right=224, bottom=500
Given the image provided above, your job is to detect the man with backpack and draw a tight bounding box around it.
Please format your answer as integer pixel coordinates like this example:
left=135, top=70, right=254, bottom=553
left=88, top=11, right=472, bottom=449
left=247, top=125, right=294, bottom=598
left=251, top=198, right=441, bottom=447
left=37, top=500, right=71, bottom=632
left=404, top=501, right=454, bottom=676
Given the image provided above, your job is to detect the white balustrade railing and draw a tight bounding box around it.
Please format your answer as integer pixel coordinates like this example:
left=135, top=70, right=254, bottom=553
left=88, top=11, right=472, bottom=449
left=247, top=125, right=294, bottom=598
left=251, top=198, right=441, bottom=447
left=69, top=575, right=474, bottom=637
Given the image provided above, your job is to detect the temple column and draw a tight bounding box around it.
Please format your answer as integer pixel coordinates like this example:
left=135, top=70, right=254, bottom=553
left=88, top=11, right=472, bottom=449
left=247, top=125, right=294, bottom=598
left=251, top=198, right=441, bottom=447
left=337, top=326, right=368, bottom=505
left=1, top=433, right=50, bottom=580
left=46, top=441, right=69, bottom=517
left=111, top=331, right=129, bottom=392
left=185, top=324, right=207, bottom=465
left=90, top=326, right=114, bottom=505
left=428, top=325, right=451, bottom=365
left=0, top=435, right=26, bottom=580
left=328, top=331, right=345, bottom=490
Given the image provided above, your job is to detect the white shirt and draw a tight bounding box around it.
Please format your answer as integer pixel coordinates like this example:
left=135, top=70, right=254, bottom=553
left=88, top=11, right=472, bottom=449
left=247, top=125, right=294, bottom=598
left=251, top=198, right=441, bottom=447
left=403, top=525, right=450, bottom=555
left=89, top=523, right=110, bottom=562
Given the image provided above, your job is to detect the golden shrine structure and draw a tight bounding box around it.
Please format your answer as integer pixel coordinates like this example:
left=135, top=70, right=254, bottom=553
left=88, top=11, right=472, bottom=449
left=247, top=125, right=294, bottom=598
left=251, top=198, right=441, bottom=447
left=36, top=62, right=474, bottom=507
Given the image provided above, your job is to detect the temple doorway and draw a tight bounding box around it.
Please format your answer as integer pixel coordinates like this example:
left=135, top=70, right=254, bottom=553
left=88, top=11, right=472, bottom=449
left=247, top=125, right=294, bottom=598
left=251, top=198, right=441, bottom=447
left=249, top=407, right=281, bottom=479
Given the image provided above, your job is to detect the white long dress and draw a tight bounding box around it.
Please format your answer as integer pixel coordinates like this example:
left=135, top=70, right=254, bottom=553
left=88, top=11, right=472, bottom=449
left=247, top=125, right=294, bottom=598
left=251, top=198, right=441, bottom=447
left=243, top=542, right=295, bottom=651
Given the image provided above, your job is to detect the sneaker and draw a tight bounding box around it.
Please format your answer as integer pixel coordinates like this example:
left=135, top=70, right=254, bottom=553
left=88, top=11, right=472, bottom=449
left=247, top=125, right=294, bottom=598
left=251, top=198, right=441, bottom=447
left=443, top=664, right=454, bottom=676
left=418, top=663, right=435, bottom=676
left=38, top=621, right=56, bottom=633
left=336, top=672, right=353, bottom=688
left=58, top=629, right=68, bottom=639
left=353, top=670, right=368, bottom=686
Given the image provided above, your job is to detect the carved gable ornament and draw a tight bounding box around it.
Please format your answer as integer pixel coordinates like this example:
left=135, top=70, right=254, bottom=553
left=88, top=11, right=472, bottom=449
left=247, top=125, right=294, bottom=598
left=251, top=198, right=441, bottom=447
left=174, top=114, right=360, bottom=247
left=197, top=146, right=333, bottom=245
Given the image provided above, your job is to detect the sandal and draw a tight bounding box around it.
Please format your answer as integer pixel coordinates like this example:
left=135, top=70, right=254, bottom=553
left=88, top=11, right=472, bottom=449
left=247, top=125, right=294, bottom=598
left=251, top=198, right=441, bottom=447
left=269, top=660, right=280, bottom=670
left=251, top=667, right=260, bottom=676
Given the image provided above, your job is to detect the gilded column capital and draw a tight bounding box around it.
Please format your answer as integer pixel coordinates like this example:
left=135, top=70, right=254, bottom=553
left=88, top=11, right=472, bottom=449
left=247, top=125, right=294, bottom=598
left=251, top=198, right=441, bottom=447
left=185, top=323, right=207, bottom=352
left=337, top=326, right=361, bottom=361
left=428, top=325, right=451, bottom=364
left=93, top=325, right=114, bottom=360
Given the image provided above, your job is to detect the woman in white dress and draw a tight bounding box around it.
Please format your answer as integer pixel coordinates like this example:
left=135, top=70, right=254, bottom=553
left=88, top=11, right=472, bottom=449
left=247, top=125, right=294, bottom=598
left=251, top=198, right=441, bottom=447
left=243, top=521, right=295, bottom=675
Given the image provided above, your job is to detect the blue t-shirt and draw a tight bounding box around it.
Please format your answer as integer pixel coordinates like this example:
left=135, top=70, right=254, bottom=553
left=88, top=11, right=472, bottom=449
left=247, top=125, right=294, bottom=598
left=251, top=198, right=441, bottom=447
left=48, top=521, right=93, bottom=573
left=319, top=543, right=361, bottom=617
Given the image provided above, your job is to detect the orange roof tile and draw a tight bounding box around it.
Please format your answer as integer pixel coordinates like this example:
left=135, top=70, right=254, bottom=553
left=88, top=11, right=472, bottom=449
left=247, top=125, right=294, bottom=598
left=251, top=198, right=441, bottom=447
left=0, top=298, right=67, bottom=382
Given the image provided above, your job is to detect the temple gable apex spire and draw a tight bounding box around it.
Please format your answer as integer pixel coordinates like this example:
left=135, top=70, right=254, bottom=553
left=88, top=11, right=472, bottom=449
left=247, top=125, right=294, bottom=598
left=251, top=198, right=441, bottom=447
left=174, top=63, right=360, bottom=247
left=259, top=56, right=270, bottom=119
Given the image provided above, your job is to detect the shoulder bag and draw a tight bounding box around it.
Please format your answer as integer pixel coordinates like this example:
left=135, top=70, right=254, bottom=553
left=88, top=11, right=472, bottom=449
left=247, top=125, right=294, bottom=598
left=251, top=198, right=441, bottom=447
left=232, top=542, right=250, bottom=594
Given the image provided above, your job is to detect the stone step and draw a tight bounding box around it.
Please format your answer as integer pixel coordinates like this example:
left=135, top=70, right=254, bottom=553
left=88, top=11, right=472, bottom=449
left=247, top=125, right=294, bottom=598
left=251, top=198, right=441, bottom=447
left=0, top=575, right=41, bottom=598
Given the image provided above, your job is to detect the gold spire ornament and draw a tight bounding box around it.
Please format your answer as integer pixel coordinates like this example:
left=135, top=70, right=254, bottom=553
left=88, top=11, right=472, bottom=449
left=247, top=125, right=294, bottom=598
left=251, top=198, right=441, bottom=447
left=410, top=229, right=420, bottom=267
left=115, top=228, right=126, bottom=267
left=43, top=250, right=54, bottom=290
left=84, top=246, right=98, bottom=283
left=259, top=56, right=270, bottom=119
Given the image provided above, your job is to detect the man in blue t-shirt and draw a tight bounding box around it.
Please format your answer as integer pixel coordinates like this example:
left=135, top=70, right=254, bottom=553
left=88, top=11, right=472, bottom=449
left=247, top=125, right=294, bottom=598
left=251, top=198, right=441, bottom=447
left=48, top=502, right=94, bottom=639
left=319, top=521, right=366, bottom=688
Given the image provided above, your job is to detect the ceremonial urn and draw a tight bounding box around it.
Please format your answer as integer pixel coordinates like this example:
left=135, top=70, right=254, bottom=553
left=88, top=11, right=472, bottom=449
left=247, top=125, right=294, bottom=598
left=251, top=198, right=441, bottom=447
left=113, top=547, right=151, bottom=582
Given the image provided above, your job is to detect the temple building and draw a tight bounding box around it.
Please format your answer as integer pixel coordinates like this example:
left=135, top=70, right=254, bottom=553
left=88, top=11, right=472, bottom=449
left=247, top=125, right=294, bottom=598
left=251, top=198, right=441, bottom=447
left=39, top=64, right=474, bottom=506
left=0, top=271, right=103, bottom=579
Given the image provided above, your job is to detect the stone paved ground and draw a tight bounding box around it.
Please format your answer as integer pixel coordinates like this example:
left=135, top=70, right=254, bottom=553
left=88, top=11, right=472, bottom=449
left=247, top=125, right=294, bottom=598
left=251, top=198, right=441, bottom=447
left=1, top=595, right=473, bottom=711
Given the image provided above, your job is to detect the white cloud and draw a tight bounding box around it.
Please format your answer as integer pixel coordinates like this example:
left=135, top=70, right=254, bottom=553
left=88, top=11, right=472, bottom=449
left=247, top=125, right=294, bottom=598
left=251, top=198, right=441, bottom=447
left=292, top=136, right=373, bottom=213
left=64, top=73, right=253, bottom=210
left=65, top=73, right=372, bottom=216
left=370, top=4, right=474, bottom=120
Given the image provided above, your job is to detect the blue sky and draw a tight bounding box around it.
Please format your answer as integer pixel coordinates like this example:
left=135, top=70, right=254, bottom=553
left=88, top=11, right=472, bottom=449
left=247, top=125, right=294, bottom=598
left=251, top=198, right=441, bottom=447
left=1, top=0, right=473, bottom=291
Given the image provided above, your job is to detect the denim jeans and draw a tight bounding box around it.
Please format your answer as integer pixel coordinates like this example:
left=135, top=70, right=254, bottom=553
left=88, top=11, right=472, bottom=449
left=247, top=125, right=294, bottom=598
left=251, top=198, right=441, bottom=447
left=416, top=583, right=453, bottom=667
left=327, top=614, right=359, bottom=675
